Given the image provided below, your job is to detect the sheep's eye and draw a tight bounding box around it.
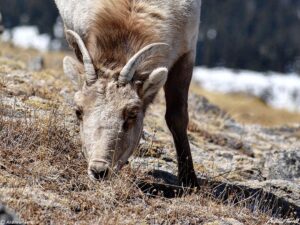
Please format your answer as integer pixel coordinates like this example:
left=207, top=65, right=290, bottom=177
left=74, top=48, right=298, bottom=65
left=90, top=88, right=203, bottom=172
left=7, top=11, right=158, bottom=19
left=123, top=103, right=141, bottom=123
left=127, top=112, right=138, bottom=120
left=123, top=112, right=138, bottom=131
left=75, top=109, right=83, bottom=120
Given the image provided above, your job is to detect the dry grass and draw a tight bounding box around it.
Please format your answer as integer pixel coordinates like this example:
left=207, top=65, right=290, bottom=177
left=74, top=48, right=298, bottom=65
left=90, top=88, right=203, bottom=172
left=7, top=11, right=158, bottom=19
left=0, top=42, right=67, bottom=70
left=191, top=84, right=300, bottom=127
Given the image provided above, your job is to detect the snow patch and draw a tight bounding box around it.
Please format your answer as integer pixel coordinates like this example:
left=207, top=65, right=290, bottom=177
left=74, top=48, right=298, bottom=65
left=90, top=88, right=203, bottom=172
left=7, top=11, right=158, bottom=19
left=11, top=26, right=50, bottom=51
left=193, top=67, right=300, bottom=112
left=1, top=26, right=51, bottom=52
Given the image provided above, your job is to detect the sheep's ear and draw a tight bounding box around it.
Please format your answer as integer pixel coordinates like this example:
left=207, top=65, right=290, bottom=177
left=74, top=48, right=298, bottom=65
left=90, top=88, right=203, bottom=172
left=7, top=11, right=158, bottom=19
left=63, top=56, right=82, bottom=88
left=142, top=67, right=168, bottom=100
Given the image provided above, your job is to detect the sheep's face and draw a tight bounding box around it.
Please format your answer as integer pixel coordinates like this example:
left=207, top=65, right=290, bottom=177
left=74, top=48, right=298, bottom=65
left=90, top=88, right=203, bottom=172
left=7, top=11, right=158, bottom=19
left=74, top=78, right=144, bottom=180
left=63, top=30, right=168, bottom=180
left=64, top=56, right=168, bottom=180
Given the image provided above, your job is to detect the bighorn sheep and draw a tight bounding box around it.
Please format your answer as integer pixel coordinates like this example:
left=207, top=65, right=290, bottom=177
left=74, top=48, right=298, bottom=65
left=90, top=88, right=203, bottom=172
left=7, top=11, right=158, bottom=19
left=55, top=0, right=201, bottom=187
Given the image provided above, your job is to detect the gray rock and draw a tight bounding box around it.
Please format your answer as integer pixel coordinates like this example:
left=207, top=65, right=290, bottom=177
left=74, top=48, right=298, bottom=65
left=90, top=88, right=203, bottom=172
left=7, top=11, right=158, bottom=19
left=0, top=204, right=23, bottom=225
left=237, top=179, right=300, bottom=211
left=264, top=150, right=300, bottom=180
left=27, top=56, right=44, bottom=71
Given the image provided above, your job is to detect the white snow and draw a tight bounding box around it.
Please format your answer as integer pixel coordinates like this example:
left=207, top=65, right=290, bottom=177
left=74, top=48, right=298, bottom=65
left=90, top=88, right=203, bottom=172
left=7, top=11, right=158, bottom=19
left=193, top=67, right=300, bottom=112
left=1, top=26, right=51, bottom=52
left=1, top=30, right=11, bottom=42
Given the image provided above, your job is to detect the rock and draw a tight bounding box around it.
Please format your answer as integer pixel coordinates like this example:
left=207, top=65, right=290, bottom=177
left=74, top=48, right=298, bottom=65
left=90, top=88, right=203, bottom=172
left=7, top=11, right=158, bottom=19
left=264, top=150, right=300, bottom=180
left=0, top=204, right=23, bottom=225
left=27, top=56, right=44, bottom=71
left=189, top=94, right=227, bottom=119
left=238, top=179, right=300, bottom=208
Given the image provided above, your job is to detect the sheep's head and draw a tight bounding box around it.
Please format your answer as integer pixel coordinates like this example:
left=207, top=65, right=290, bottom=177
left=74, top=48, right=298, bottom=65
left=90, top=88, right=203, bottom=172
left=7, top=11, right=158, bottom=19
left=64, top=30, right=168, bottom=180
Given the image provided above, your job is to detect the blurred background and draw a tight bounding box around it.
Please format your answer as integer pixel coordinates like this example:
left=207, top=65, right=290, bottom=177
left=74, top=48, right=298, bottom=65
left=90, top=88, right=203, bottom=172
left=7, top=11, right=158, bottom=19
left=1, top=0, right=300, bottom=125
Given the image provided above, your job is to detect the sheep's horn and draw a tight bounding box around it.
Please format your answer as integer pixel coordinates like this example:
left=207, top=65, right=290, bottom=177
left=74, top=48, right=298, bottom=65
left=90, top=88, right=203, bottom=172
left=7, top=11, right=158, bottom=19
left=66, top=30, right=97, bottom=85
left=119, top=43, right=169, bottom=85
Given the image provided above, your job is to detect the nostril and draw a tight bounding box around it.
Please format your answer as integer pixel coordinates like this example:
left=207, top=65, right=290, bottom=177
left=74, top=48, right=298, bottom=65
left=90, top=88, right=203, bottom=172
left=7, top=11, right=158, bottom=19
left=90, top=168, right=109, bottom=180
left=88, top=161, right=110, bottom=181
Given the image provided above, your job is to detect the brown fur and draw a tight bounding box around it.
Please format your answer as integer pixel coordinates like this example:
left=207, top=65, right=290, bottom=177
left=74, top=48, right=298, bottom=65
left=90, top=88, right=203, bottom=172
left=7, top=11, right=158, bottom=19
left=86, top=0, right=167, bottom=74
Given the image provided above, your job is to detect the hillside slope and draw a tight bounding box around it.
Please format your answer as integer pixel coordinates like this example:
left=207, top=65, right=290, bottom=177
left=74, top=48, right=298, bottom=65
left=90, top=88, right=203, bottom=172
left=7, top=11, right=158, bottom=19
left=0, top=45, right=299, bottom=224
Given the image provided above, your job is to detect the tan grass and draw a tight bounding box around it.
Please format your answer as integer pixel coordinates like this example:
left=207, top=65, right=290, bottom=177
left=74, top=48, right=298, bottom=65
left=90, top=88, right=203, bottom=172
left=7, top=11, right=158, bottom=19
left=190, top=84, right=300, bottom=127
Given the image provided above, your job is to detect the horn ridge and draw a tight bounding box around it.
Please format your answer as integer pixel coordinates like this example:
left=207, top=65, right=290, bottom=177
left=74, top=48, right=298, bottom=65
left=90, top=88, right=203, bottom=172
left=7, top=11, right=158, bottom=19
left=119, top=43, right=169, bottom=85
left=66, top=30, right=97, bottom=85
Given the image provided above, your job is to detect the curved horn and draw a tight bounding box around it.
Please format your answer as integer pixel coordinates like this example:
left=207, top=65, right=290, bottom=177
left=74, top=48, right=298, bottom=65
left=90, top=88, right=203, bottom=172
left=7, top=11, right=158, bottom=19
left=66, top=30, right=97, bottom=85
left=119, top=43, right=169, bottom=85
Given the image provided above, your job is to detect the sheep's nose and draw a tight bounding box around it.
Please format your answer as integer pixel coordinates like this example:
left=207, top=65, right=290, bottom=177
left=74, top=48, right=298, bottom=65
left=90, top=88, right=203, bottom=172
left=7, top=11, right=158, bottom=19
left=88, top=161, right=110, bottom=180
